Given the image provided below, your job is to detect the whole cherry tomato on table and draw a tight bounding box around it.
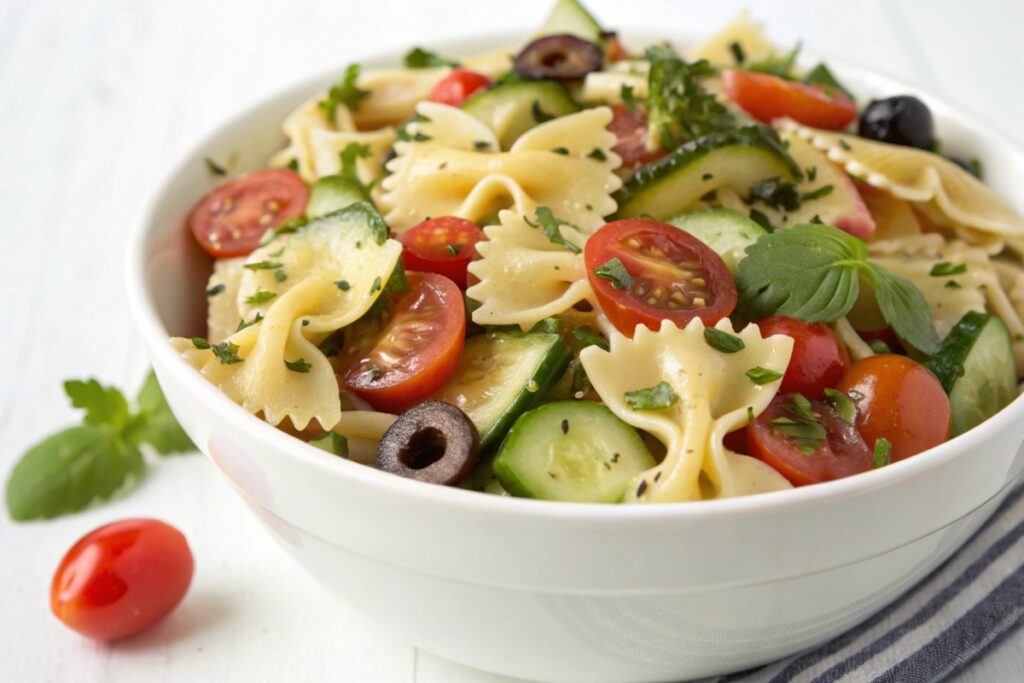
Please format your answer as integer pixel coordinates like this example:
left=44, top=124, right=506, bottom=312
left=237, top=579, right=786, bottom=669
left=722, top=69, right=858, bottom=130
left=837, top=354, right=951, bottom=462
left=399, top=216, right=485, bottom=289
left=429, top=69, right=492, bottom=107
left=51, top=519, right=194, bottom=640
left=187, top=168, right=308, bottom=258
left=754, top=316, right=850, bottom=399
left=584, top=218, right=736, bottom=336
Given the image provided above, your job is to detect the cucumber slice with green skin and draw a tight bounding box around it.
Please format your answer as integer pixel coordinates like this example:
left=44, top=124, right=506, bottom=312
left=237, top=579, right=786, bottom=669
left=614, top=126, right=803, bottom=220
left=928, top=311, right=1017, bottom=436
left=306, top=176, right=368, bottom=219
left=461, top=80, right=580, bottom=150
left=535, top=0, right=604, bottom=41
left=667, top=208, right=767, bottom=274
left=432, top=331, right=571, bottom=452
left=494, top=401, right=655, bottom=503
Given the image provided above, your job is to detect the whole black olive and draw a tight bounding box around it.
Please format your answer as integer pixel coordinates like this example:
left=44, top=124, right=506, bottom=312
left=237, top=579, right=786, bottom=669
left=376, top=400, right=479, bottom=486
left=514, top=34, right=604, bottom=81
left=858, top=95, right=935, bottom=150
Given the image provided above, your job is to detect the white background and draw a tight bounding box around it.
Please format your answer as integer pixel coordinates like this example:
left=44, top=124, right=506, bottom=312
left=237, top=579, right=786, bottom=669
left=2, top=1, right=1022, bottom=681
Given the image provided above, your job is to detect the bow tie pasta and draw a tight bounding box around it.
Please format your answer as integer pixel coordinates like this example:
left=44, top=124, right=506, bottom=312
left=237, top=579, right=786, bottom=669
left=173, top=204, right=402, bottom=431
left=467, top=209, right=594, bottom=330
left=580, top=319, right=794, bottom=503
left=380, top=103, right=621, bottom=232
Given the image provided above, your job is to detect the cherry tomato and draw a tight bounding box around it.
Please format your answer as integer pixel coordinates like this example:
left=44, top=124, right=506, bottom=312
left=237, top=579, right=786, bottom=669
left=187, top=168, right=308, bottom=258
left=608, top=104, right=667, bottom=168
left=722, top=70, right=858, bottom=130
left=747, top=394, right=873, bottom=486
left=51, top=519, right=193, bottom=640
left=429, top=69, right=492, bottom=107
left=399, top=216, right=485, bottom=289
left=341, top=272, right=466, bottom=413
left=837, top=354, right=950, bottom=461
left=754, top=316, right=850, bottom=399
left=584, top=218, right=736, bottom=336
left=601, top=32, right=631, bottom=63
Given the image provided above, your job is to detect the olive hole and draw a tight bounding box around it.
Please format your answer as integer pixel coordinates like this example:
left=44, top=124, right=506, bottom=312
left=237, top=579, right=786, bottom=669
left=401, top=427, right=447, bottom=470
left=542, top=52, right=567, bottom=68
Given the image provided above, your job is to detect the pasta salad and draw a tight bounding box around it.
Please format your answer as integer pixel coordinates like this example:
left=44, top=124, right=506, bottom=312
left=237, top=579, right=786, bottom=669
left=173, top=0, right=1024, bottom=504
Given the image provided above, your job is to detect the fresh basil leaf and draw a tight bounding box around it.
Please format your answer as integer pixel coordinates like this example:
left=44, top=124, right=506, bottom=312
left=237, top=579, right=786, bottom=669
left=625, top=381, right=679, bottom=411
left=319, top=64, right=369, bottom=121
left=130, top=370, right=194, bottom=455
left=864, top=264, right=941, bottom=355
left=5, top=426, right=143, bottom=521
left=644, top=45, right=734, bottom=149
left=63, top=379, right=130, bottom=431
left=593, top=257, right=633, bottom=290
left=309, top=431, right=349, bottom=457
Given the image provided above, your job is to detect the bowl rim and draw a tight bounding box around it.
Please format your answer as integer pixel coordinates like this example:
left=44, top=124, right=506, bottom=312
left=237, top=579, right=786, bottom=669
left=126, top=29, right=1024, bottom=524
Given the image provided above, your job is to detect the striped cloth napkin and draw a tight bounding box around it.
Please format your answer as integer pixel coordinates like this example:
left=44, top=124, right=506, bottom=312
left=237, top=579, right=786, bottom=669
left=716, top=481, right=1024, bottom=683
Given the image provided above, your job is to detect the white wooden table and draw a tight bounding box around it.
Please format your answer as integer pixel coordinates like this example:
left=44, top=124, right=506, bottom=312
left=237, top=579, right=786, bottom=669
left=2, top=1, right=1022, bottom=680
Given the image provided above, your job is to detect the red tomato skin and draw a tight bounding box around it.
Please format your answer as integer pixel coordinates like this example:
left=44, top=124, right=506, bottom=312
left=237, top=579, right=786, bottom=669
left=754, top=317, right=850, bottom=399
left=837, top=354, right=951, bottom=462
left=584, top=218, right=737, bottom=336
left=722, top=69, right=858, bottom=130
left=429, top=69, right=492, bottom=107
left=342, top=273, right=466, bottom=413
left=399, top=216, right=485, bottom=289
left=747, top=395, right=873, bottom=486
left=51, top=519, right=193, bottom=641
left=608, top=104, right=667, bottom=168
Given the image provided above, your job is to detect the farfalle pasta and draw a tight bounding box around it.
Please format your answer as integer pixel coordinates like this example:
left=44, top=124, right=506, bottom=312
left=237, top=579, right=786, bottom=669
left=173, top=0, right=1024, bottom=505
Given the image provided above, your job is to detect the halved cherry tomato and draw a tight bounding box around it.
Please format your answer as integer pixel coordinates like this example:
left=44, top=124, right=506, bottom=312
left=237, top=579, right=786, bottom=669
left=51, top=519, right=194, bottom=640
left=187, top=168, right=308, bottom=258
left=837, top=354, right=950, bottom=462
left=399, top=216, right=485, bottom=289
left=722, top=70, right=858, bottom=130
left=584, top=218, right=736, bottom=336
left=747, top=394, right=873, bottom=486
left=341, top=272, right=465, bottom=413
left=608, top=104, right=666, bottom=168
left=429, top=69, right=492, bottom=107
left=754, top=316, right=849, bottom=399
left=601, top=32, right=631, bottom=63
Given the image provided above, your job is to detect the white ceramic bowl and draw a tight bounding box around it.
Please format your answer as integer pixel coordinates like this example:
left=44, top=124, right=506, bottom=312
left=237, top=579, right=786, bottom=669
left=127, top=32, right=1024, bottom=683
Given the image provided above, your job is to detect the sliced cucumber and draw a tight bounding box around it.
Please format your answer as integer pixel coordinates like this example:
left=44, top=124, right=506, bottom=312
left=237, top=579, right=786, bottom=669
left=494, top=401, right=655, bottom=503
left=668, top=208, right=767, bottom=274
left=432, top=331, right=571, bottom=451
left=461, top=80, right=580, bottom=150
left=929, top=311, right=1017, bottom=436
left=306, top=176, right=368, bottom=219
left=535, top=0, right=604, bottom=41
left=614, top=126, right=803, bottom=220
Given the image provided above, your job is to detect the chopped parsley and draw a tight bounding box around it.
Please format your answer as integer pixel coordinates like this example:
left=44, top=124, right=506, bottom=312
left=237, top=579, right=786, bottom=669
left=806, top=166, right=818, bottom=182
left=191, top=337, right=211, bottom=349
left=768, top=394, right=826, bottom=455
left=274, top=270, right=288, bottom=283
left=587, top=147, right=607, bottom=161
left=702, top=173, right=714, bottom=181
left=802, top=184, right=834, bottom=201
left=748, top=177, right=802, bottom=212
left=318, top=64, right=369, bottom=121
left=473, top=140, right=491, bottom=151
left=945, top=280, right=963, bottom=289
left=206, top=283, right=226, bottom=297
left=370, top=276, right=382, bottom=295
left=403, top=46, right=459, bottom=68
left=593, top=257, right=633, bottom=290
left=838, top=139, right=853, bottom=151
left=243, top=261, right=283, bottom=271
left=620, top=84, right=636, bottom=113
left=823, top=387, right=856, bottom=425
left=204, top=157, right=227, bottom=176
left=746, top=366, right=783, bottom=385
left=524, top=207, right=583, bottom=254
left=211, top=341, right=243, bottom=366
left=259, top=217, right=307, bottom=246
left=873, top=437, right=892, bottom=468
left=335, top=280, right=351, bottom=291
left=551, top=146, right=569, bottom=155
left=749, top=208, right=776, bottom=233
left=571, top=325, right=610, bottom=351
left=625, top=381, right=679, bottom=411
left=704, top=328, right=745, bottom=353
left=930, top=261, right=967, bottom=277
left=284, top=358, right=312, bottom=373
left=243, top=289, right=277, bottom=305
left=728, top=41, right=745, bottom=64
left=235, top=312, right=264, bottom=332
left=446, top=243, right=463, bottom=256
left=644, top=45, right=735, bottom=149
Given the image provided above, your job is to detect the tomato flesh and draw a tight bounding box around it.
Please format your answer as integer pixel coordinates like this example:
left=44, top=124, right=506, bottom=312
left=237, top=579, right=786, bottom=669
left=429, top=69, right=492, bottom=107
left=837, top=354, right=950, bottom=462
left=584, top=218, right=736, bottom=336
left=187, top=168, right=308, bottom=258
left=754, top=316, right=850, bottom=399
left=399, top=216, right=485, bottom=289
left=722, top=69, right=858, bottom=130
left=341, top=272, right=465, bottom=413
left=51, top=519, right=193, bottom=640
left=747, top=394, right=873, bottom=486
left=608, top=104, right=666, bottom=168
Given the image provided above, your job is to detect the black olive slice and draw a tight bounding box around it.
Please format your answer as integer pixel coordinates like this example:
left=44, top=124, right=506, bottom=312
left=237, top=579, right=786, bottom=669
left=858, top=95, right=935, bottom=151
left=514, top=34, right=604, bottom=82
left=376, top=400, right=479, bottom=486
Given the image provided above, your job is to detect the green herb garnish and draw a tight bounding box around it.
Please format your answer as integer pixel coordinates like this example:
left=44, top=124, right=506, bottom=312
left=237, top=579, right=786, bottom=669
left=930, top=262, right=967, bottom=277
left=403, top=46, right=459, bottom=68
left=824, top=387, right=856, bottom=424
left=211, top=341, right=243, bottom=365
left=728, top=41, right=746, bottom=64
left=571, top=325, right=610, bottom=351
left=746, top=366, right=784, bottom=385
left=206, top=283, right=226, bottom=297
left=335, top=280, right=351, bottom=291
left=802, top=184, right=834, bottom=201
left=551, top=146, right=569, bottom=155
left=236, top=313, right=264, bottom=332
left=644, top=45, right=734, bottom=149
left=749, top=177, right=802, bottom=212
left=625, top=381, right=679, bottom=411
left=243, top=289, right=277, bottom=305
left=593, top=257, right=633, bottom=290
left=318, top=64, right=369, bottom=121
left=620, top=84, right=636, bottom=113
left=285, top=358, right=313, bottom=373
left=532, top=100, right=555, bottom=123
left=244, top=261, right=283, bottom=271
left=873, top=437, right=892, bottom=468
left=704, top=328, right=745, bottom=353
left=524, top=207, right=583, bottom=254
left=204, top=157, right=227, bottom=176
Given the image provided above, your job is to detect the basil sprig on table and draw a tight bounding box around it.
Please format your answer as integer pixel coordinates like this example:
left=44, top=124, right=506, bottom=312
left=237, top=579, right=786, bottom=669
left=5, top=371, right=194, bottom=521
left=736, top=223, right=940, bottom=355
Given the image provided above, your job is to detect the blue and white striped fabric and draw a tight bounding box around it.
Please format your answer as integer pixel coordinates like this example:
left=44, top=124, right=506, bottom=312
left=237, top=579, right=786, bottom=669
left=717, top=482, right=1024, bottom=683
